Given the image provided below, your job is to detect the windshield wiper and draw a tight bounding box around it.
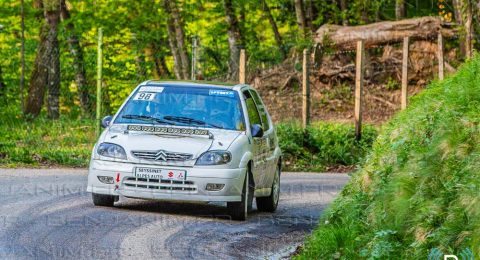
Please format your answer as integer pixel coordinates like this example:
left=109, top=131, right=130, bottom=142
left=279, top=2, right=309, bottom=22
left=163, top=115, right=223, bottom=129
left=122, top=114, right=174, bottom=125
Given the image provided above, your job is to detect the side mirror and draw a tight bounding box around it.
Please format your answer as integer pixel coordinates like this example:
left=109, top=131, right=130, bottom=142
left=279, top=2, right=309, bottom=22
left=251, top=124, right=264, bottom=138
left=101, top=115, right=113, bottom=128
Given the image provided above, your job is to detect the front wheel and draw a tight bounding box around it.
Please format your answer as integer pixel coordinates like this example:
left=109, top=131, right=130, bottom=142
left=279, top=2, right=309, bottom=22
left=92, top=193, right=116, bottom=207
left=227, top=171, right=253, bottom=221
left=256, top=165, right=280, bottom=212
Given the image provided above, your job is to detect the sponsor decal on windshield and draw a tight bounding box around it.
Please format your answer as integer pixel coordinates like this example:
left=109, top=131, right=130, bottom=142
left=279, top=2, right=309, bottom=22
left=127, top=125, right=209, bottom=136
left=209, top=89, right=235, bottom=97
left=139, top=86, right=164, bottom=92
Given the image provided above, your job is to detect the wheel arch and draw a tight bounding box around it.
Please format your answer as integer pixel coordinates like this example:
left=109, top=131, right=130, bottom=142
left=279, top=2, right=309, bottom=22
left=247, top=160, right=256, bottom=189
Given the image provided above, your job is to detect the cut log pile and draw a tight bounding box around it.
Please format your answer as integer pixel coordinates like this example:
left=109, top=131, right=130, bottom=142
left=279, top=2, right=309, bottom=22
left=314, top=16, right=456, bottom=50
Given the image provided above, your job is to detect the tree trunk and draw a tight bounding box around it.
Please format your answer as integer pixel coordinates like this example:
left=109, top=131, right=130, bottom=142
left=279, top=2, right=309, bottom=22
left=154, top=56, right=170, bottom=78
left=135, top=52, right=146, bottom=79
left=338, top=0, right=347, bottom=25
left=395, top=0, right=406, bottom=20
left=168, top=0, right=189, bottom=79
left=315, top=16, right=455, bottom=50
left=261, top=0, right=286, bottom=57
left=60, top=0, right=90, bottom=117
left=25, top=2, right=49, bottom=117
left=163, top=0, right=183, bottom=79
left=294, top=0, right=307, bottom=36
left=45, top=0, right=61, bottom=119
left=150, top=42, right=170, bottom=78
left=239, top=4, right=246, bottom=36
left=305, top=0, right=314, bottom=31
left=452, top=0, right=466, bottom=57
left=463, top=0, right=473, bottom=58
left=224, top=0, right=243, bottom=81
left=20, top=0, right=26, bottom=110
left=163, top=0, right=185, bottom=79
left=453, top=0, right=463, bottom=23
left=166, top=24, right=182, bottom=79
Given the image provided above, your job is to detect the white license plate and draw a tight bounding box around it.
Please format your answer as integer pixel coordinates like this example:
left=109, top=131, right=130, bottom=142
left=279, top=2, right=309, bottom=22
left=135, top=167, right=186, bottom=181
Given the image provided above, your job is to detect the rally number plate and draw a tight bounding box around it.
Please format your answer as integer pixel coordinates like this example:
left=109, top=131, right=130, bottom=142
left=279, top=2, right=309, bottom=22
left=135, top=167, right=186, bottom=181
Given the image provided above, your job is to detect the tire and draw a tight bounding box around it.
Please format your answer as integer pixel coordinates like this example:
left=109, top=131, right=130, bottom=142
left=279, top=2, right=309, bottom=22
left=92, top=193, right=116, bottom=207
left=256, top=164, right=280, bottom=212
left=227, top=171, right=253, bottom=221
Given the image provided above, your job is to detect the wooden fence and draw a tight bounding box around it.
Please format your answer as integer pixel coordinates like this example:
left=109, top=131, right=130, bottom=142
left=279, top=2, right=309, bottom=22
left=237, top=33, right=446, bottom=140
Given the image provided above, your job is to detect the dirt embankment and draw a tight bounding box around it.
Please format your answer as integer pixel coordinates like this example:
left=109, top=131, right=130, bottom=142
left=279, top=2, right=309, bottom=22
left=250, top=41, right=458, bottom=124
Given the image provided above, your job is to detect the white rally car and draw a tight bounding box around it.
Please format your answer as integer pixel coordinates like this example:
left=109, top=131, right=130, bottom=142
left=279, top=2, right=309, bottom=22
left=87, top=81, right=282, bottom=220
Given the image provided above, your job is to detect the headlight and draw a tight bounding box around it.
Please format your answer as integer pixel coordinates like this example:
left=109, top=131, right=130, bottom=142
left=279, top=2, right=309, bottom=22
left=97, top=143, right=127, bottom=160
left=195, top=151, right=232, bottom=165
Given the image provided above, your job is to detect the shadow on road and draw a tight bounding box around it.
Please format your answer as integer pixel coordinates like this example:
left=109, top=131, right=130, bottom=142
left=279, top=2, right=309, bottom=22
left=114, top=199, right=262, bottom=221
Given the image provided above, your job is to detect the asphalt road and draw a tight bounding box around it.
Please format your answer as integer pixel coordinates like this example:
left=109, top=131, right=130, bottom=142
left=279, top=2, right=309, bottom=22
left=0, top=169, right=349, bottom=260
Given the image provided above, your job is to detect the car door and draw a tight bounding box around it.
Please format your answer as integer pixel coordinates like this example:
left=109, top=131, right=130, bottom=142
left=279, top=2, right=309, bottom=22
left=242, top=90, right=266, bottom=188
left=248, top=89, right=277, bottom=188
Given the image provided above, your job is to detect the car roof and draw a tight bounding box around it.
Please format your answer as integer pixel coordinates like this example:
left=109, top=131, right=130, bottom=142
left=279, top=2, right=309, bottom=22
left=140, top=80, right=245, bottom=90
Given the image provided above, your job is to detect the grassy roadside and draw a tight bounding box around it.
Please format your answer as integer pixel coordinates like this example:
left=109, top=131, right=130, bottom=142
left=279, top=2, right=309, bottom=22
left=0, top=112, right=95, bottom=167
left=277, top=122, right=377, bottom=172
left=0, top=110, right=376, bottom=170
left=297, top=56, right=480, bottom=259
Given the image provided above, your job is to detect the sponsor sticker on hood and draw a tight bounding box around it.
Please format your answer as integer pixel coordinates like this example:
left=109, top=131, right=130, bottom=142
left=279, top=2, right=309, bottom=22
left=127, top=125, right=210, bottom=136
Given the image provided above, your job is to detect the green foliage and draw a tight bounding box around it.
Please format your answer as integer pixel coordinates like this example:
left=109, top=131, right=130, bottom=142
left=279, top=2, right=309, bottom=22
left=322, top=83, right=353, bottom=102
left=276, top=122, right=377, bottom=171
left=297, top=55, right=480, bottom=259
left=0, top=107, right=94, bottom=167
left=385, top=77, right=400, bottom=91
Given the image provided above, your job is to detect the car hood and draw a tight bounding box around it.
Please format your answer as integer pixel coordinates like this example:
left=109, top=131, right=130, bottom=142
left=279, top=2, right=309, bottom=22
left=102, top=124, right=243, bottom=166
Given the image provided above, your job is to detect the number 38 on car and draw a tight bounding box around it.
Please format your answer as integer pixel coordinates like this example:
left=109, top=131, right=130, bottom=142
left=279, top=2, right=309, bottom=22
left=87, top=81, right=282, bottom=220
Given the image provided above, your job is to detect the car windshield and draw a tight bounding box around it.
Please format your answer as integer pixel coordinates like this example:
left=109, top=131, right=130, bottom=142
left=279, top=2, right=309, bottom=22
left=114, top=85, right=245, bottom=131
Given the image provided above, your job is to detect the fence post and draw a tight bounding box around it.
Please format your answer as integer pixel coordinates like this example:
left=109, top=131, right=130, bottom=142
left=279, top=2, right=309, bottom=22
left=95, top=28, right=103, bottom=137
left=354, top=40, right=365, bottom=141
left=302, top=49, right=311, bottom=128
left=437, top=33, right=444, bottom=80
left=191, top=36, right=198, bottom=80
left=239, top=49, right=246, bottom=84
left=20, top=0, right=25, bottom=112
left=401, top=36, right=409, bottom=110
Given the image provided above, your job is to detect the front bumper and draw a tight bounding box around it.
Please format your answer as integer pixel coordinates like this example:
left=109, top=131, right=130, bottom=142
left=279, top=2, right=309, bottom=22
left=87, top=159, right=246, bottom=202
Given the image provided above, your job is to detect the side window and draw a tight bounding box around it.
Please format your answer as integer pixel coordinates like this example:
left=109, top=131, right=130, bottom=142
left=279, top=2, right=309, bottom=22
left=243, top=90, right=262, bottom=126
left=249, top=90, right=270, bottom=131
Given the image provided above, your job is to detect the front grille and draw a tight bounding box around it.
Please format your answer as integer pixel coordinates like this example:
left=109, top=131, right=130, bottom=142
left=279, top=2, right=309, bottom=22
left=131, top=150, right=193, bottom=162
left=123, top=177, right=196, bottom=192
